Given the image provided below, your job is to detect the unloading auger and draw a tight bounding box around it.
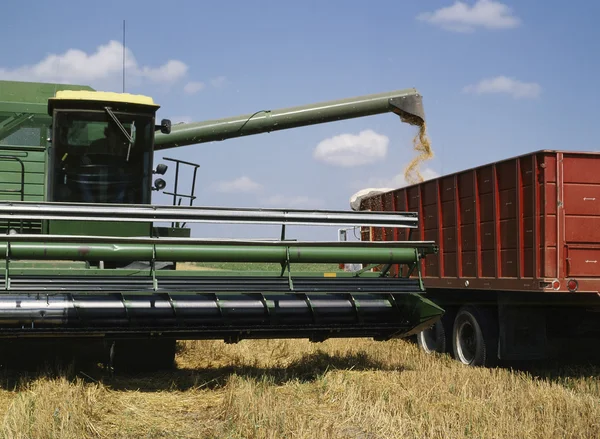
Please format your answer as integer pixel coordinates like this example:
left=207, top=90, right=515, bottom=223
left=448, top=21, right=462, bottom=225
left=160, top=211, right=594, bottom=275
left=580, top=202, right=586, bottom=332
left=0, top=80, right=441, bottom=372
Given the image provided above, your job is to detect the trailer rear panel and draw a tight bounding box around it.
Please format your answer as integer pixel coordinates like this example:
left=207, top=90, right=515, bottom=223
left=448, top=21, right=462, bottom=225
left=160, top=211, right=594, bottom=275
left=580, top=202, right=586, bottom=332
left=361, top=150, right=600, bottom=294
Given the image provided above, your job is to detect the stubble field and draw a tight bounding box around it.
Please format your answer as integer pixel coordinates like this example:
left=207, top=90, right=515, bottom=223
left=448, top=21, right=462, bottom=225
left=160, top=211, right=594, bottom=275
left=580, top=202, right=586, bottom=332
left=0, top=262, right=598, bottom=438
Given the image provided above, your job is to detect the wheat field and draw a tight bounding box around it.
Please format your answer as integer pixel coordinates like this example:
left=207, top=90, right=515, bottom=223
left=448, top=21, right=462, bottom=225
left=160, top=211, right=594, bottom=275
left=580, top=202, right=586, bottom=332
left=0, top=337, right=598, bottom=439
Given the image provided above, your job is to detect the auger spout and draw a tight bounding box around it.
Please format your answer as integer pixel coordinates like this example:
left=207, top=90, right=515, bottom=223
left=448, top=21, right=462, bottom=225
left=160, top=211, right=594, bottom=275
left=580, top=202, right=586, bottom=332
left=154, top=88, right=425, bottom=150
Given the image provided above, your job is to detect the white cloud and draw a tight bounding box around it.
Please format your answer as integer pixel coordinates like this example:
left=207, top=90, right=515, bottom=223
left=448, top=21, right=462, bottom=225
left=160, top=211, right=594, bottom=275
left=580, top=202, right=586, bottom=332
left=139, top=60, right=188, bottom=83
left=313, top=129, right=389, bottom=167
left=260, top=195, right=325, bottom=209
left=184, top=81, right=205, bottom=94
left=417, top=0, right=521, bottom=33
left=210, top=76, right=227, bottom=88
left=0, top=40, right=188, bottom=87
left=463, top=76, right=541, bottom=99
left=212, top=176, right=263, bottom=194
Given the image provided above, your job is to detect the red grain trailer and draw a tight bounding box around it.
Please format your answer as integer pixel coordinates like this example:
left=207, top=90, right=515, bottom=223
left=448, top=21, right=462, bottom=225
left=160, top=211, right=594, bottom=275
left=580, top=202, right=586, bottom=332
left=358, top=150, right=600, bottom=366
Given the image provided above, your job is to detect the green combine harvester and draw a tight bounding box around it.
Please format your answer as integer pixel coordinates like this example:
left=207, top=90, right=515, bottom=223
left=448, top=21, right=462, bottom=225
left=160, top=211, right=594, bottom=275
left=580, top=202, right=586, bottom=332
left=0, top=80, right=442, bottom=372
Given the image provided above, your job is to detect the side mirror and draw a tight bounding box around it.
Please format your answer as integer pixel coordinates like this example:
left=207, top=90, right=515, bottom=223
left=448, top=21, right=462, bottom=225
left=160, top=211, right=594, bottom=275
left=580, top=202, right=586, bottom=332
left=153, top=178, right=166, bottom=191
left=153, top=164, right=168, bottom=175
left=155, top=119, right=171, bottom=134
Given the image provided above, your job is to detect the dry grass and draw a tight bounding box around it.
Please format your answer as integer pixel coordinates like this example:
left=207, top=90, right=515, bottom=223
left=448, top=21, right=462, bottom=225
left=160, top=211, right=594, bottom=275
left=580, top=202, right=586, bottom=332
left=0, top=339, right=598, bottom=439
left=0, top=263, right=597, bottom=438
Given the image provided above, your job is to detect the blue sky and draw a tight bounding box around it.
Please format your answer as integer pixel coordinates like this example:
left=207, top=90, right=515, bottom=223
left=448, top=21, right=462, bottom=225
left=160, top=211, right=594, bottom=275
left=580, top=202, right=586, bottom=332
left=0, top=1, right=597, bottom=240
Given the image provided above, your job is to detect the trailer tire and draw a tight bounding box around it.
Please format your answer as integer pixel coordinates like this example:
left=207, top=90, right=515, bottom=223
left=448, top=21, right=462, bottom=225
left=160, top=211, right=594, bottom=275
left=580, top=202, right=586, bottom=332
left=452, top=306, right=498, bottom=367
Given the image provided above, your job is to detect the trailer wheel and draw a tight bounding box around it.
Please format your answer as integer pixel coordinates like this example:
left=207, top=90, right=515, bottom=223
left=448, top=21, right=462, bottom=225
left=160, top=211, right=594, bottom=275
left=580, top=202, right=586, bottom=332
left=452, top=306, right=498, bottom=367
left=110, top=339, right=176, bottom=373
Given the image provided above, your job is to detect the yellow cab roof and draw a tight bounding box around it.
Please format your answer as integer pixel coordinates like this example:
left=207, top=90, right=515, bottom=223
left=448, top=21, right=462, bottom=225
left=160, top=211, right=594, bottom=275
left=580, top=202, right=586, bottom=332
left=50, top=90, right=160, bottom=108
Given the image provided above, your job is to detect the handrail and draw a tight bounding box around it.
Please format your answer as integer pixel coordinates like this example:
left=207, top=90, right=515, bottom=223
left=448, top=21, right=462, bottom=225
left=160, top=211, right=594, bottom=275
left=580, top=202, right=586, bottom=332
left=0, top=200, right=420, bottom=228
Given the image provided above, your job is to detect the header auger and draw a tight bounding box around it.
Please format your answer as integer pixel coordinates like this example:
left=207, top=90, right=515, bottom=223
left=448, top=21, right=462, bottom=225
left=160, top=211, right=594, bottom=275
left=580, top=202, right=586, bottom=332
left=0, top=80, right=441, bottom=373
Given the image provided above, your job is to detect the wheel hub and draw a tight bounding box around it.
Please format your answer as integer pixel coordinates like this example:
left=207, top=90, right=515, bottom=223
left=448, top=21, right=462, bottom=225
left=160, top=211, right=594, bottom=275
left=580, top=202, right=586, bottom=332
left=456, top=320, right=476, bottom=364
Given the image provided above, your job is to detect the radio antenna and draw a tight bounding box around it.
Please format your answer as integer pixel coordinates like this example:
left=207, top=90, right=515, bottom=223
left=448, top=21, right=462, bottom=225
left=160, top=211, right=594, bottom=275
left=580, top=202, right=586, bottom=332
left=122, top=19, right=126, bottom=93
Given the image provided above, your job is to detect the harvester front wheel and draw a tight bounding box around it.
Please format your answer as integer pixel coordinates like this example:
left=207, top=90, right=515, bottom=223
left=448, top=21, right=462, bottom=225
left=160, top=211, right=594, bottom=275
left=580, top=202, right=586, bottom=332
left=110, top=339, right=177, bottom=373
left=417, top=310, right=455, bottom=355
left=417, top=321, right=447, bottom=354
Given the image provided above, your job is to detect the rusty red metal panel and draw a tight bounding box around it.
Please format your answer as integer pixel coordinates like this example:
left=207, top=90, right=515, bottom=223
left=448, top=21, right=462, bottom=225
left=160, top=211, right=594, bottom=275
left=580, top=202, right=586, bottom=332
left=461, top=225, right=477, bottom=251
left=441, top=200, right=456, bottom=228
left=567, top=248, right=600, bottom=277
left=424, top=230, right=440, bottom=277
left=520, top=155, right=534, bottom=187
left=443, top=252, right=458, bottom=277
left=556, top=152, right=565, bottom=282
left=522, top=185, right=534, bottom=218
left=462, top=251, right=477, bottom=277
left=565, top=217, right=600, bottom=243
left=533, top=153, right=540, bottom=280
left=455, top=174, right=463, bottom=277
left=458, top=172, right=474, bottom=198
left=542, top=154, right=557, bottom=182
left=394, top=189, right=409, bottom=242
left=479, top=193, right=495, bottom=222
left=543, top=214, right=558, bottom=246
left=497, top=161, right=517, bottom=189
left=394, top=189, right=407, bottom=211
left=523, top=217, right=534, bottom=249
left=423, top=204, right=438, bottom=230
left=545, top=247, right=557, bottom=278
left=493, top=164, right=501, bottom=278
left=501, top=249, right=518, bottom=278
left=382, top=191, right=395, bottom=242
left=371, top=194, right=384, bottom=242
left=563, top=154, right=600, bottom=184
left=481, top=250, right=496, bottom=278
left=498, top=189, right=517, bottom=220
left=499, top=219, right=518, bottom=249
left=442, top=227, right=456, bottom=250
left=407, top=186, right=420, bottom=209
left=389, top=190, right=400, bottom=277
left=396, top=228, right=408, bottom=241
left=480, top=222, right=495, bottom=250
left=539, top=153, right=556, bottom=282
left=564, top=185, right=600, bottom=216
left=440, top=176, right=455, bottom=202
left=422, top=181, right=437, bottom=206
left=524, top=248, right=534, bottom=279
left=560, top=153, right=600, bottom=280
left=460, top=196, right=475, bottom=225
left=360, top=150, right=600, bottom=293
left=434, top=179, right=443, bottom=278
left=478, top=167, right=494, bottom=194
left=543, top=183, right=557, bottom=216
left=425, top=256, right=439, bottom=277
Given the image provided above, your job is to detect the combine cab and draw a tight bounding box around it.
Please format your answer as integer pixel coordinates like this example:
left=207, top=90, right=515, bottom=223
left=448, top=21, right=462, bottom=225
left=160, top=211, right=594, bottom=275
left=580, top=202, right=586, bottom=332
left=0, top=80, right=442, bottom=372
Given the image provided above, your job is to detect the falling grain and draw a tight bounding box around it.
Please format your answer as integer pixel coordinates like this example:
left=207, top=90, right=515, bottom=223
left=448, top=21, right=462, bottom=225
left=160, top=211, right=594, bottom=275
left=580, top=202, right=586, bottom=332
left=404, top=122, right=433, bottom=185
